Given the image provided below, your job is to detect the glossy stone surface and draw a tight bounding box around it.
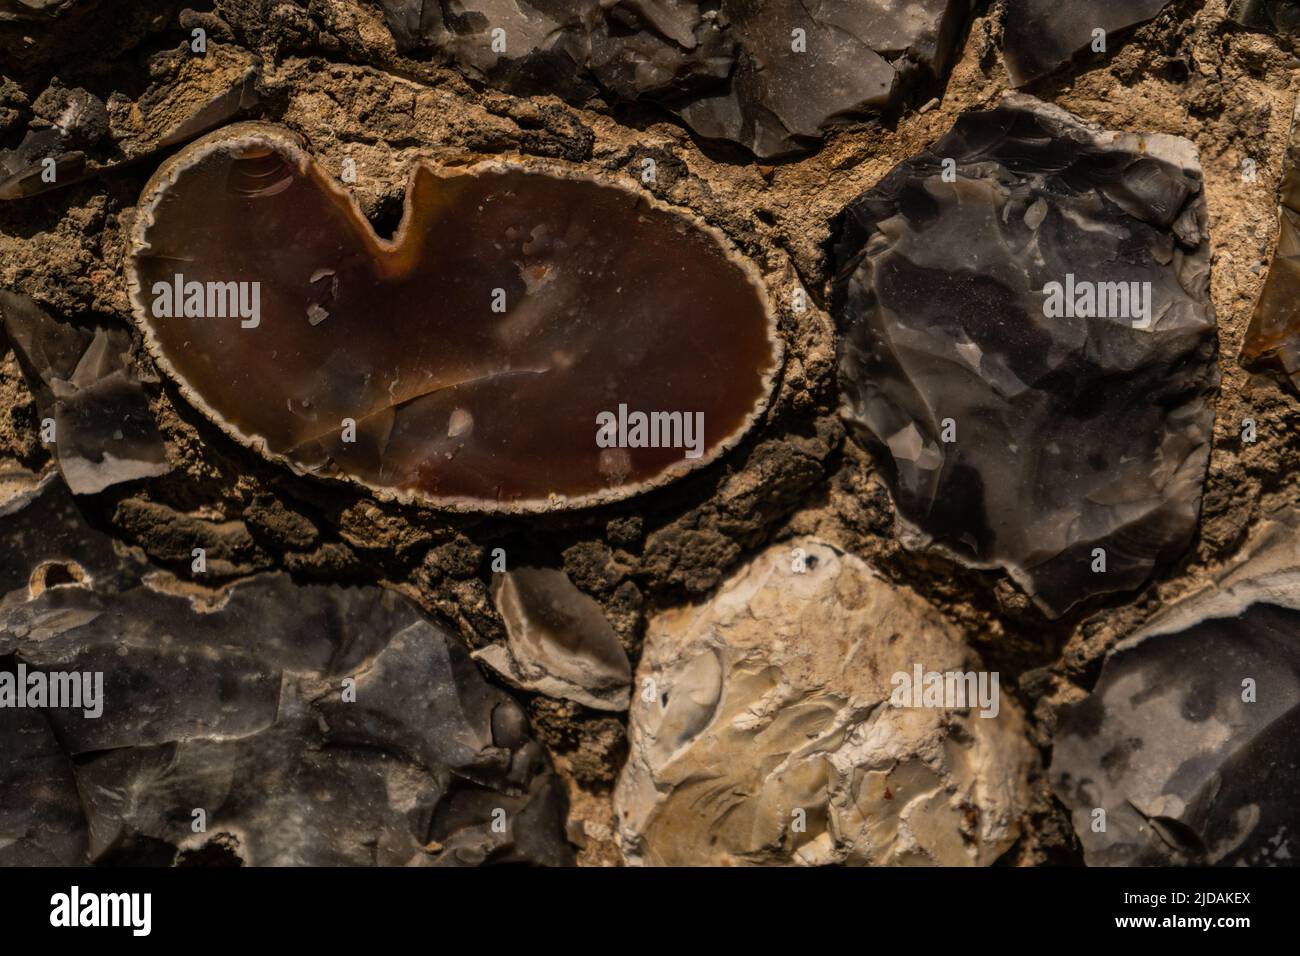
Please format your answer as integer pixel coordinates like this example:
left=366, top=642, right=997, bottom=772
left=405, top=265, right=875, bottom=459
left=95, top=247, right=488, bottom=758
left=615, top=538, right=1035, bottom=866
left=125, top=123, right=779, bottom=511
left=0, top=292, right=170, bottom=495
left=0, top=564, right=574, bottom=866
left=677, top=0, right=969, bottom=159
left=0, top=472, right=151, bottom=613
left=831, top=95, right=1218, bottom=617
left=384, top=0, right=734, bottom=103
left=1230, top=0, right=1300, bottom=37
left=1002, top=0, right=1172, bottom=87
left=1240, top=97, right=1300, bottom=393
left=1052, top=509, right=1300, bottom=866
left=476, top=566, right=631, bottom=711
left=381, top=1, right=973, bottom=159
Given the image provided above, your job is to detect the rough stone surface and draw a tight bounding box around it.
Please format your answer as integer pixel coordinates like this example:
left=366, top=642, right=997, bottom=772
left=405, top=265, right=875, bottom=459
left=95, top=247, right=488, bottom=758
left=0, top=0, right=93, bottom=71
left=2, top=0, right=1299, bottom=871
left=381, top=0, right=974, bottom=158
left=0, top=82, right=104, bottom=199
left=615, top=538, right=1036, bottom=866
left=476, top=566, right=631, bottom=711
left=1001, top=0, right=1173, bottom=88
left=383, top=0, right=734, bottom=105
left=1052, top=508, right=1300, bottom=866
left=0, top=44, right=260, bottom=200
left=1241, top=96, right=1300, bottom=393
left=0, top=292, right=171, bottom=494
left=0, top=542, right=574, bottom=866
left=832, top=94, right=1219, bottom=618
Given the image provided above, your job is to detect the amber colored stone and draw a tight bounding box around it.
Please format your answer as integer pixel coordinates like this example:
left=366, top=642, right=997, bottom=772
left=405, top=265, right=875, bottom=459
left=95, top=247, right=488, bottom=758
left=125, top=123, right=780, bottom=511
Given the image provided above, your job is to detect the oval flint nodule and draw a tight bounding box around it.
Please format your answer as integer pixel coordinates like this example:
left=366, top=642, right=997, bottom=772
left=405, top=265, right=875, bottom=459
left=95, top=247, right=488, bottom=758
left=125, top=123, right=782, bottom=512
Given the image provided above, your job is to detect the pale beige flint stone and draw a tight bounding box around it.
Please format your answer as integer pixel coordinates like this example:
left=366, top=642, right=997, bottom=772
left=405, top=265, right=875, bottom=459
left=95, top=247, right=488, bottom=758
left=614, top=537, right=1036, bottom=866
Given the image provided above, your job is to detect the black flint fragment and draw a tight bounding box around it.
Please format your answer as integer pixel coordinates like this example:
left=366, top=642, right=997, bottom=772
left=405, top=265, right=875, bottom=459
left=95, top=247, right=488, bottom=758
left=1001, top=0, right=1172, bottom=87
left=831, top=95, right=1218, bottom=617
left=380, top=0, right=974, bottom=159
left=1230, top=0, right=1300, bottom=38
left=0, top=569, right=575, bottom=866
left=1052, top=511, right=1300, bottom=866
left=0, top=292, right=171, bottom=495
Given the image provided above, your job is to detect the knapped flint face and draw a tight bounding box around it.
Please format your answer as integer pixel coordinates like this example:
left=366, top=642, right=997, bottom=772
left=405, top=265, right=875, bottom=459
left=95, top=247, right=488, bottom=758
left=380, top=0, right=974, bottom=159
left=1001, top=0, right=1173, bottom=87
left=1230, top=0, right=1300, bottom=38
left=673, top=0, right=908, bottom=159
left=614, top=538, right=1037, bottom=867
left=831, top=95, right=1219, bottom=617
left=0, top=567, right=575, bottom=867
left=0, top=293, right=172, bottom=496
left=478, top=565, right=632, bottom=711
left=0, top=476, right=148, bottom=605
left=125, top=123, right=780, bottom=512
left=1051, top=511, right=1300, bottom=866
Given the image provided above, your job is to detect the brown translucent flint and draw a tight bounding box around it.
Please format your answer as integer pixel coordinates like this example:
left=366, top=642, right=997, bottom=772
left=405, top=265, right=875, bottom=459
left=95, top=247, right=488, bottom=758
left=1241, top=97, right=1300, bottom=394
left=125, top=123, right=780, bottom=511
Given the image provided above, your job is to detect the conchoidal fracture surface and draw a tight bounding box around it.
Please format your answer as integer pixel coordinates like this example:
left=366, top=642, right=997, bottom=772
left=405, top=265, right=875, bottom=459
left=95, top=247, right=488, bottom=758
left=1, top=0, right=1300, bottom=869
